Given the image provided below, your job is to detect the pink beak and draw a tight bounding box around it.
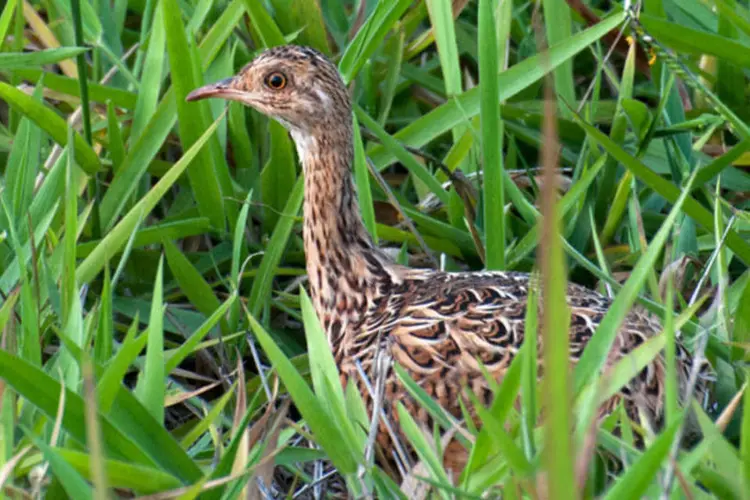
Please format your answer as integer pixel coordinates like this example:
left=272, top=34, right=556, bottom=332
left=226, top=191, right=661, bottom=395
left=186, top=77, right=240, bottom=102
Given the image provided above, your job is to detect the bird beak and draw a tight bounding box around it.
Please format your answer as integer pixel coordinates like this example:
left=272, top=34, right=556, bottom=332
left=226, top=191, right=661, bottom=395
left=186, top=77, right=243, bottom=102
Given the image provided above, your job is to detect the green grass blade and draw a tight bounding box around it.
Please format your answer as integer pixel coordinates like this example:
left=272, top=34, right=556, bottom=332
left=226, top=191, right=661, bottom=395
left=356, top=106, right=449, bottom=204
left=8, top=69, right=137, bottom=109
left=603, top=415, right=684, bottom=500
left=573, top=113, right=750, bottom=265
left=129, top=0, right=166, bottom=142
left=0, top=0, right=17, bottom=46
left=367, top=12, right=626, bottom=169
left=299, top=288, right=364, bottom=453
left=243, top=0, right=285, bottom=47
left=338, top=0, right=413, bottom=84
left=468, top=391, right=533, bottom=476
left=742, top=368, right=750, bottom=494
left=179, top=381, right=237, bottom=449
left=104, top=389, right=203, bottom=482
left=164, top=0, right=227, bottom=230
left=267, top=0, right=329, bottom=53
left=478, top=0, right=504, bottom=269
left=163, top=239, right=226, bottom=332
left=395, top=402, right=452, bottom=499
left=425, top=0, right=461, bottom=97
left=0, top=47, right=89, bottom=69
left=0, top=82, right=100, bottom=173
left=247, top=176, right=303, bottom=316
left=541, top=0, right=574, bottom=117
left=165, top=294, right=236, bottom=374
left=24, top=430, right=94, bottom=500
left=77, top=114, right=222, bottom=285
left=573, top=171, right=698, bottom=395
left=106, top=101, right=125, bottom=173
left=134, top=256, right=165, bottom=423
left=260, top=121, right=296, bottom=231
left=97, top=316, right=145, bottom=414
left=246, top=312, right=359, bottom=475
left=4, top=95, right=41, bottom=228
left=54, top=448, right=182, bottom=494
left=99, top=1, right=243, bottom=229
left=353, top=116, right=378, bottom=242
left=539, top=86, right=575, bottom=500
left=0, top=350, right=153, bottom=465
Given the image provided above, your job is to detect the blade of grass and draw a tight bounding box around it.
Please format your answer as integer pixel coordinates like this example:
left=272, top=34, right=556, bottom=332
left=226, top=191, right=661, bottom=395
left=542, top=0, right=574, bottom=118
left=23, top=429, right=93, bottom=500
left=356, top=106, right=450, bottom=204
left=0, top=351, right=154, bottom=466
left=164, top=0, right=227, bottom=230
left=573, top=112, right=750, bottom=266
left=338, top=0, right=413, bottom=84
left=0, top=0, right=17, bottom=47
left=603, top=415, right=684, bottom=500
left=70, top=0, right=92, bottom=145
left=21, top=1, right=79, bottom=78
left=77, top=114, right=222, bottom=285
left=478, top=0, right=504, bottom=269
left=165, top=294, right=236, bottom=374
left=242, top=0, right=285, bottom=47
left=99, top=0, right=245, bottom=229
left=246, top=312, right=360, bottom=476
left=539, top=52, right=576, bottom=499
left=425, top=0, right=461, bottom=97
left=106, top=102, right=125, bottom=174
left=742, top=367, right=750, bottom=494
left=573, top=170, right=698, bottom=396
left=54, top=449, right=182, bottom=494
left=353, top=117, right=377, bottom=242
left=0, top=47, right=89, bottom=69
left=179, top=380, right=237, bottom=449
left=0, top=82, right=100, bottom=173
left=367, top=12, right=627, bottom=169
left=134, top=256, right=165, bottom=423
left=129, top=0, right=165, bottom=142
left=7, top=69, right=137, bottom=109
left=163, top=239, right=227, bottom=333
left=83, top=355, right=109, bottom=498
left=97, top=316, right=145, bottom=413
left=247, top=177, right=303, bottom=316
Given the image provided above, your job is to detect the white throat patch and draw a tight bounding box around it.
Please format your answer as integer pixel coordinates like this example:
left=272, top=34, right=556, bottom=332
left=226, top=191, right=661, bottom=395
left=290, top=129, right=318, bottom=164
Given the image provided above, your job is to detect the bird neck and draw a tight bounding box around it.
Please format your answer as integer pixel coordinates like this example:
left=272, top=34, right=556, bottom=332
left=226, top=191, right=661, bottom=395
left=294, top=124, right=392, bottom=342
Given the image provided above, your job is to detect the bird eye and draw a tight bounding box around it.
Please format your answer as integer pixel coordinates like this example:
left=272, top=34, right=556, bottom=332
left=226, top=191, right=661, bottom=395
left=265, top=72, right=287, bottom=90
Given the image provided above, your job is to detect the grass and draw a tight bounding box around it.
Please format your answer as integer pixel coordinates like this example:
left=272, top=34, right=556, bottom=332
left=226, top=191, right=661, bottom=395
left=0, top=0, right=749, bottom=497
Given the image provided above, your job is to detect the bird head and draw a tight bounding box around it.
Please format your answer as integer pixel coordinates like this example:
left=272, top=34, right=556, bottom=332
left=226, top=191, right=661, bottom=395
left=186, top=45, right=351, bottom=137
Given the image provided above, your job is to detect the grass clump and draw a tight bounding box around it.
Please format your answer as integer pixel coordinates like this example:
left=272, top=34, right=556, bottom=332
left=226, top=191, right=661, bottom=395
left=0, top=0, right=749, bottom=498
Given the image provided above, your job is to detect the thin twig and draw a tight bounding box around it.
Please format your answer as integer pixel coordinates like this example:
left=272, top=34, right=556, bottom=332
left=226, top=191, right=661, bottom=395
left=687, top=215, right=736, bottom=308
left=365, top=158, right=439, bottom=268
left=362, top=346, right=390, bottom=470
left=354, top=359, right=412, bottom=473
left=659, top=328, right=710, bottom=498
left=246, top=335, right=274, bottom=404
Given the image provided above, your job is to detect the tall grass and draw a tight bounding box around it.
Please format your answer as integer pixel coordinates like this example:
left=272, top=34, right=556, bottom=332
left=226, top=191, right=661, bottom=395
left=0, top=0, right=748, bottom=498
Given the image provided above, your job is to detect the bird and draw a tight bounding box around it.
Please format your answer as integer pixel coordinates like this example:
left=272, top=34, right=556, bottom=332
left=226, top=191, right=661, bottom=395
left=186, top=45, right=712, bottom=477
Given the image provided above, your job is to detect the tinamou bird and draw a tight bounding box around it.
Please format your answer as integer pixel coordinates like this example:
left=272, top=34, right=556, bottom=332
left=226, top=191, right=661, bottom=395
left=187, top=45, right=712, bottom=476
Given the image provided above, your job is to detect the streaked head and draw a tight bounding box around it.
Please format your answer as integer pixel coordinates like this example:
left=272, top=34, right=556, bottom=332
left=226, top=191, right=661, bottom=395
left=186, top=45, right=350, bottom=135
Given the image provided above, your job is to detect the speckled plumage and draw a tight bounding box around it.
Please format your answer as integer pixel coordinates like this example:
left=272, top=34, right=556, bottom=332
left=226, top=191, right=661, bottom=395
left=188, top=45, right=712, bottom=475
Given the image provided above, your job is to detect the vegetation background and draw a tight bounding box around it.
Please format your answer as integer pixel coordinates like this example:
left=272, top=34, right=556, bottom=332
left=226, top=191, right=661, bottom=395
left=0, top=0, right=749, bottom=498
